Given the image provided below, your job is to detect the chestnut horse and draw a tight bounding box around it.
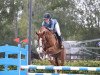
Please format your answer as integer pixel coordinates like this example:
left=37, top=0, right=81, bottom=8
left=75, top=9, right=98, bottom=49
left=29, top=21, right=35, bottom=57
left=36, top=26, right=65, bottom=66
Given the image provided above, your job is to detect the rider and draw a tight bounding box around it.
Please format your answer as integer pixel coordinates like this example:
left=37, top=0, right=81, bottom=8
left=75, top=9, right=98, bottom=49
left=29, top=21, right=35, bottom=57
left=42, top=13, right=63, bottom=48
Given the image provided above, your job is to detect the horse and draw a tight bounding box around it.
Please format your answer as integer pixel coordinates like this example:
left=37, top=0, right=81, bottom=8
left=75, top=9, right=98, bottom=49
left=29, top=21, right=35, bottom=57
left=36, top=26, right=65, bottom=66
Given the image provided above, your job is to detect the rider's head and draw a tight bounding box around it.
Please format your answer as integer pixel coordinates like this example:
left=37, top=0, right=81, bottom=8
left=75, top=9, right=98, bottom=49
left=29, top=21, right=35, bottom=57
left=43, top=13, right=51, bottom=23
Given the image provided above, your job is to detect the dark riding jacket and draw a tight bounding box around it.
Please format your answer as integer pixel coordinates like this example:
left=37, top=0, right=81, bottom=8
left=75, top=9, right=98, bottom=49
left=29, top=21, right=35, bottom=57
left=42, top=19, right=57, bottom=32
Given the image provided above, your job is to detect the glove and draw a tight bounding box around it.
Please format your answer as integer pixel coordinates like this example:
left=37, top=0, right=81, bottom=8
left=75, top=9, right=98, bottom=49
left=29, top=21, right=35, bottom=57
left=48, top=28, right=53, bottom=31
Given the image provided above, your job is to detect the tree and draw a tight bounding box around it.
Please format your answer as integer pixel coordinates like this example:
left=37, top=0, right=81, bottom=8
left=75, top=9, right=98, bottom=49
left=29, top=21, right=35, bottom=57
left=0, top=0, right=23, bottom=45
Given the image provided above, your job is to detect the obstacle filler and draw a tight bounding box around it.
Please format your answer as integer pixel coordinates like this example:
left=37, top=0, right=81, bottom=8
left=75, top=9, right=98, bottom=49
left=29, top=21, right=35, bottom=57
left=0, top=44, right=28, bottom=75
left=0, top=44, right=100, bottom=75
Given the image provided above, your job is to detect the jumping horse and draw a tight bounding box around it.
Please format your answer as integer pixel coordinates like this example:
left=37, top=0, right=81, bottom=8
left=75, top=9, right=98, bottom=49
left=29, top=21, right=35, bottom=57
left=36, top=26, right=65, bottom=67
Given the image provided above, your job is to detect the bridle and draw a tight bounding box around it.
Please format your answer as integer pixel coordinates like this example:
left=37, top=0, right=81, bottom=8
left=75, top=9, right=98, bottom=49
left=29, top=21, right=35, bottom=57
left=37, top=30, right=47, bottom=51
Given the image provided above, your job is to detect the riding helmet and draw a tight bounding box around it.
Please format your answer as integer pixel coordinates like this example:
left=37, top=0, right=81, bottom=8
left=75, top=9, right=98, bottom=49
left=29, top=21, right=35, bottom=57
left=43, top=13, right=51, bottom=19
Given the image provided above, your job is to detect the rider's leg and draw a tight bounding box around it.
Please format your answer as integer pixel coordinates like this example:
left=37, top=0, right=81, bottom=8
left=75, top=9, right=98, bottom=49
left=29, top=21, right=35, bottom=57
left=55, top=32, right=63, bottom=48
left=58, top=35, right=63, bottom=47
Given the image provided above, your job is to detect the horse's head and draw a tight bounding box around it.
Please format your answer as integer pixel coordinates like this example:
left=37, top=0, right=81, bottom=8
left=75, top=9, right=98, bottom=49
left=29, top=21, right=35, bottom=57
left=36, top=26, right=48, bottom=49
left=36, top=26, right=47, bottom=38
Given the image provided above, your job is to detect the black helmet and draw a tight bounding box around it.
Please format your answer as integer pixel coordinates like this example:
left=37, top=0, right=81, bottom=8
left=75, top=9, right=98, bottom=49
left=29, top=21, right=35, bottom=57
left=43, top=13, right=51, bottom=19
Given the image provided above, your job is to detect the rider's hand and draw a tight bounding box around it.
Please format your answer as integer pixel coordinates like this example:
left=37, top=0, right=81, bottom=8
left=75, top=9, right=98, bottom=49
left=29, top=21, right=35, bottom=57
left=48, top=28, right=53, bottom=31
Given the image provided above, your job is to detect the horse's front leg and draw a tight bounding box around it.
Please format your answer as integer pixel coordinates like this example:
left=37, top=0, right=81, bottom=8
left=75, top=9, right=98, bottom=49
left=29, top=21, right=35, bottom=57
left=46, top=46, right=57, bottom=54
left=48, top=55, right=56, bottom=65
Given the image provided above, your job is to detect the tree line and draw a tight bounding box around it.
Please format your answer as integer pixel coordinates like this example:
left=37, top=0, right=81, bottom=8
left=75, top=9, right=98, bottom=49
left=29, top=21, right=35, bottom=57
left=0, top=0, right=100, bottom=47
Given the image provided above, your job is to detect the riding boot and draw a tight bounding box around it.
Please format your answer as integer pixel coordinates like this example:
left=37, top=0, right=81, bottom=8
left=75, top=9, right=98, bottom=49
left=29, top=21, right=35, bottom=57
left=55, top=32, right=63, bottom=48
left=58, top=35, right=63, bottom=48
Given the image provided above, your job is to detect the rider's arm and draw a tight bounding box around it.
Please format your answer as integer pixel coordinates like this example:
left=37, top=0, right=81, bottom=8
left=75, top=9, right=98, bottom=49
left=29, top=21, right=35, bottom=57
left=48, top=19, right=56, bottom=31
left=49, top=22, right=55, bottom=31
left=48, top=28, right=53, bottom=31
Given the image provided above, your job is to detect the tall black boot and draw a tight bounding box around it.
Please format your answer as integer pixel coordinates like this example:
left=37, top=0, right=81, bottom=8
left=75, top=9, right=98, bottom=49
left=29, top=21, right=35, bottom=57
left=58, top=35, right=63, bottom=48
left=55, top=32, right=63, bottom=48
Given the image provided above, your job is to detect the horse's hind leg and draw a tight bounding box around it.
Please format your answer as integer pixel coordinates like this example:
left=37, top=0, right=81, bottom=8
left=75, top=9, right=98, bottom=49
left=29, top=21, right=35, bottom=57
left=58, top=48, right=65, bottom=73
left=55, top=49, right=64, bottom=66
left=59, top=48, right=65, bottom=66
left=55, top=57, right=59, bottom=66
left=54, top=57, right=59, bottom=73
